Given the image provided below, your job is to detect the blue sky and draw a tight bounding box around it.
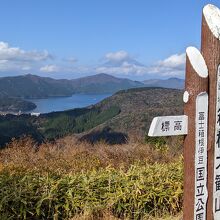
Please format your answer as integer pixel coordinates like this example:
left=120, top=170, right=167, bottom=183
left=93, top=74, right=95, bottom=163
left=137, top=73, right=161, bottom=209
left=0, top=0, right=219, bottom=80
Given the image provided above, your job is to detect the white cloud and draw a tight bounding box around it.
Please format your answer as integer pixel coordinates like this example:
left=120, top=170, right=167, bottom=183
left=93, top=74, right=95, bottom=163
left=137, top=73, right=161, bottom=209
left=0, top=59, right=33, bottom=72
left=0, top=42, right=52, bottom=61
left=105, top=50, right=131, bottom=62
left=96, top=63, right=147, bottom=76
left=0, top=41, right=53, bottom=73
left=157, top=53, right=185, bottom=69
left=149, top=53, right=185, bottom=76
left=40, top=65, right=60, bottom=73
left=96, top=51, right=186, bottom=77
left=0, top=42, right=186, bottom=79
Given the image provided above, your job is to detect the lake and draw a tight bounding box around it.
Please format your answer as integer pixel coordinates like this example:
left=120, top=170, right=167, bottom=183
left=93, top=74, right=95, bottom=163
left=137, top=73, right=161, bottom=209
left=26, top=94, right=112, bottom=113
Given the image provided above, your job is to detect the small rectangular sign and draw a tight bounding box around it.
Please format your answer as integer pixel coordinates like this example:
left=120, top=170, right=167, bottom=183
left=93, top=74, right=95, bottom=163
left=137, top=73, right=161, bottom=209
left=213, top=66, right=220, bottom=220
left=194, top=92, right=208, bottom=220
left=148, top=115, right=188, bottom=137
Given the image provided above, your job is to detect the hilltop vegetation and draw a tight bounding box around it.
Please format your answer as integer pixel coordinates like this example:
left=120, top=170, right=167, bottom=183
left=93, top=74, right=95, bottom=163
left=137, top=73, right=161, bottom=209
left=0, top=137, right=183, bottom=219
left=0, top=87, right=184, bottom=219
left=90, top=87, right=183, bottom=138
left=0, top=87, right=183, bottom=148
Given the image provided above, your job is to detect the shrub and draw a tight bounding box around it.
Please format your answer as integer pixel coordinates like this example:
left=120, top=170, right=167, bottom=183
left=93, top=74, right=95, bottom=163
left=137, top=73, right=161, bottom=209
left=0, top=159, right=183, bottom=219
left=0, top=137, right=183, bottom=219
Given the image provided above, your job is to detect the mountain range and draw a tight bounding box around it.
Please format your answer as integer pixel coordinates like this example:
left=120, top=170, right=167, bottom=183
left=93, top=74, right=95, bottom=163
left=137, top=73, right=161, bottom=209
left=0, top=73, right=143, bottom=98
left=0, top=73, right=184, bottom=99
left=0, top=73, right=184, bottom=112
left=143, top=77, right=184, bottom=89
left=70, top=73, right=144, bottom=94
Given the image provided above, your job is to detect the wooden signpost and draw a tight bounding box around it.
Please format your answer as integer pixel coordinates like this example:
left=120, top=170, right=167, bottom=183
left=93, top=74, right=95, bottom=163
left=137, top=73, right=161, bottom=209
left=148, top=4, right=220, bottom=220
left=213, top=66, right=220, bottom=219
left=148, top=115, right=188, bottom=137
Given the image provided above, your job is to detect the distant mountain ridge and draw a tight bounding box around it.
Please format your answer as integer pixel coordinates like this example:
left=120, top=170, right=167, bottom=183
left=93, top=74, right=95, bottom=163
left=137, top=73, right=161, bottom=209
left=0, top=73, right=144, bottom=98
left=70, top=73, right=144, bottom=94
left=0, top=73, right=184, bottom=99
left=143, top=78, right=184, bottom=89
left=0, top=74, right=73, bottom=98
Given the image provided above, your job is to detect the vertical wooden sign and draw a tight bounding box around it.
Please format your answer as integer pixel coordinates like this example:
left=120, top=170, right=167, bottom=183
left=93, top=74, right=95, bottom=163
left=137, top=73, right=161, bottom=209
left=213, top=66, right=220, bottom=218
left=194, top=92, right=208, bottom=219
left=183, top=47, right=208, bottom=220
left=148, top=4, right=220, bottom=220
left=201, top=4, right=220, bottom=220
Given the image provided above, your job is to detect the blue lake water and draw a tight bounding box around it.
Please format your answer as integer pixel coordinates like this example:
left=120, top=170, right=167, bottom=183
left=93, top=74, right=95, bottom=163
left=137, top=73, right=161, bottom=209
left=26, top=94, right=112, bottom=113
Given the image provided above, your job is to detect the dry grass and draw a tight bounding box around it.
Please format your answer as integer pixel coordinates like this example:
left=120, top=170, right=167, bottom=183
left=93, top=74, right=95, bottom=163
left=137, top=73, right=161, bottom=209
left=70, top=212, right=183, bottom=220
left=0, top=136, right=182, bottom=174
left=0, top=136, right=183, bottom=219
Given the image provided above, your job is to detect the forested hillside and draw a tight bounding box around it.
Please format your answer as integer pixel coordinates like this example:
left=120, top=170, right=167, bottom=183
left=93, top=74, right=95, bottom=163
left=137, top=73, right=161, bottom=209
left=0, top=87, right=183, bottom=148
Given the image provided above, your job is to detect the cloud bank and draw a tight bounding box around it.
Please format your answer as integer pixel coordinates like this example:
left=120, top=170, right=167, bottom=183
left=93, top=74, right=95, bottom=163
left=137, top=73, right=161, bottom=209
left=0, top=41, right=52, bottom=73
left=0, top=41, right=186, bottom=78
left=0, top=42, right=51, bottom=61
left=96, top=51, right=185, bottom=77
left=149, top=53, right=185, bottom=76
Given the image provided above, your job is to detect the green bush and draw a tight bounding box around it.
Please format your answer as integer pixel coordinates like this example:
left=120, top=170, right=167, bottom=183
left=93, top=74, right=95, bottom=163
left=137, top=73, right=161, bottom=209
left=0, top=159, right=183, bottom=220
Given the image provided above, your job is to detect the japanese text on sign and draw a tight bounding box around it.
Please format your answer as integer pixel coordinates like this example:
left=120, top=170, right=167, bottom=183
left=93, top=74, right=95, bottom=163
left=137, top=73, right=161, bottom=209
left=194, top=92, right=208, bottom=220
left=148, top=115, right=188, bottom=137
left=213, top=66, right=220, bottom=219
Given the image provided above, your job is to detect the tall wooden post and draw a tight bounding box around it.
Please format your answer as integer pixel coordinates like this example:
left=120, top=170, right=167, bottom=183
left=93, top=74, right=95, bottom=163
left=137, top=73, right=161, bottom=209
left=201, top=4, right=220, bottom=220
left=183, top=47, right=208, bottom=220
left=148, top=4, right=220, bottom=220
